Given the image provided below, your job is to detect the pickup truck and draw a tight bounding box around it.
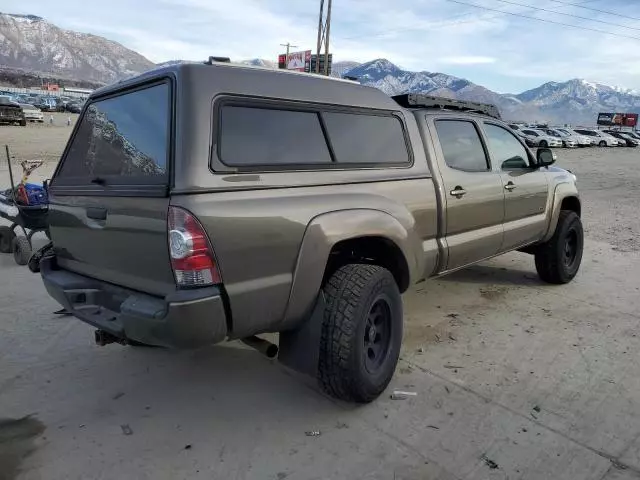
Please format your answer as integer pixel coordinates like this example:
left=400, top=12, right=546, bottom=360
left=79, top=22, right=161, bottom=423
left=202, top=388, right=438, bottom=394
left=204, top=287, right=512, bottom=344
left=37, top=60, right=583, bottom=403
left=0, top=97, right=26, bottom=126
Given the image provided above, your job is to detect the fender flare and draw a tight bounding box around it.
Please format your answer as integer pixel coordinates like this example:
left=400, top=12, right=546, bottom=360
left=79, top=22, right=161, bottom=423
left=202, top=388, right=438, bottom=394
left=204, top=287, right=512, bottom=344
left=542, top=182, right=580, bottom=243
left=280, top=208, right=421, bottom=331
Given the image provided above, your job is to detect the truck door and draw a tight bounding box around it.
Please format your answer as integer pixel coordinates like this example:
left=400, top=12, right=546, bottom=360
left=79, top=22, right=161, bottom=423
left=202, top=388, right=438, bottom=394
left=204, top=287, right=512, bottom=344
left=431, top=118, right=505, bottom=271
left=481, top=122, right=549, bottom=252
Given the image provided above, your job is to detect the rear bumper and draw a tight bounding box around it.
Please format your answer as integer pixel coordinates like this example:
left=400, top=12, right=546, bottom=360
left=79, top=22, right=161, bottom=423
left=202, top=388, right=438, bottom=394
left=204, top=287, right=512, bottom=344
left=40, top=257, right=228, bottom=348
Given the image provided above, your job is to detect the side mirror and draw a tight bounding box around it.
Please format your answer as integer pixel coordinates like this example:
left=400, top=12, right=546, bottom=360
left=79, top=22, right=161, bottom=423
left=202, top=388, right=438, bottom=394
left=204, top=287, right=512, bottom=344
left=537, top=148, right=555, bottom=167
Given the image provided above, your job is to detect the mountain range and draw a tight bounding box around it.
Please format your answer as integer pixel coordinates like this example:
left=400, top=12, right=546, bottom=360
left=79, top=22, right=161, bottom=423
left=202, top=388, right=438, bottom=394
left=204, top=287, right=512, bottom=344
left=2, top=12, right=640, bottom=124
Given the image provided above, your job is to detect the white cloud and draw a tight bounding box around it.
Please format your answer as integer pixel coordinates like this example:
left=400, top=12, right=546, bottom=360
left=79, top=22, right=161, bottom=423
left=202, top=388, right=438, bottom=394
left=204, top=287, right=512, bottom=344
left=438, top=56, right=497, bottom=65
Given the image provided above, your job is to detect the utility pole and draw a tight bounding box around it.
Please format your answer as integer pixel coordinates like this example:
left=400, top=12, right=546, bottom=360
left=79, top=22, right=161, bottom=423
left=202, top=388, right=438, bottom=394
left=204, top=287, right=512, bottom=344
left=315, top=0, right=332, bottom=75
left=280, top=42, right=298, bottom=68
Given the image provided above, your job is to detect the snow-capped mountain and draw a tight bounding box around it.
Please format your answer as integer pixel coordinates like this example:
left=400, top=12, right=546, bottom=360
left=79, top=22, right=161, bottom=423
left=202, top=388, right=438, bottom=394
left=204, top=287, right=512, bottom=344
left=0, top=13, right=154, bottom=84
left=343, top=60, right=640, bottom=124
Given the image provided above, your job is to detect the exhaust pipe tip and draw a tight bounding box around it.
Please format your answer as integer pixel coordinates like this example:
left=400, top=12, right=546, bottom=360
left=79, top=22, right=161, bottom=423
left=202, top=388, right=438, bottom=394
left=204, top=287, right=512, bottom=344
left=241, top=336, right=279, bottom=359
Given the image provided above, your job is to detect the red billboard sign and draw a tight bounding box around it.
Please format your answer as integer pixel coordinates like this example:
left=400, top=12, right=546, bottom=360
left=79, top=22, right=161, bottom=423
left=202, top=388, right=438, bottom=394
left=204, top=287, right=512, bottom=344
left=278, top=50, right=311, bottom=72
left=597, top=112, right=638, bottom=127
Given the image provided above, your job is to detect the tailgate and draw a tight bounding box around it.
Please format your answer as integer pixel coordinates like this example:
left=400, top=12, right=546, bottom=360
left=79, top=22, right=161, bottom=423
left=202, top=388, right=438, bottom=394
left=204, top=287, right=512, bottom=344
left=48, top=79, right=176, bottom=296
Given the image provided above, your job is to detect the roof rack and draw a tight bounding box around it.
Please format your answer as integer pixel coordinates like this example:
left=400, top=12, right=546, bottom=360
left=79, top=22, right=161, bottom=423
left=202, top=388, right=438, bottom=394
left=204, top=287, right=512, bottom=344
left=205, top=56, right=231, bottom=65
left=392, top=94, right=501, bottom=120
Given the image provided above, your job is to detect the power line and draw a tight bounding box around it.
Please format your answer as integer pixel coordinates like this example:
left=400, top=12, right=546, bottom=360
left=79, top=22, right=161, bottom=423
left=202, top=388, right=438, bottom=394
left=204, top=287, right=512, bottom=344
left=444, top=0, right=640, bottom=41
left=546, top=0, right=640, bottom=22
left=490, top=0, right=640, bottom=32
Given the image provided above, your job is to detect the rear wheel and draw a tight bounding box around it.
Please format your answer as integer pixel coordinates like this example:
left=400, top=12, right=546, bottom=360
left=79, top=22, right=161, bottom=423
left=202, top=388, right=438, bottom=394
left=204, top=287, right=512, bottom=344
left=20, top=119, right=27, bottom=127
left=535, top=211, right=583, bottom=284
left=539, top=140, right=548, bottom=148
left=318, top=264, right=403, bottom=403
left=12, top=236, right=32, bottom=266
left=0, top=226, right=16, bottom=254
left=599, top=140, right=606, bottom=147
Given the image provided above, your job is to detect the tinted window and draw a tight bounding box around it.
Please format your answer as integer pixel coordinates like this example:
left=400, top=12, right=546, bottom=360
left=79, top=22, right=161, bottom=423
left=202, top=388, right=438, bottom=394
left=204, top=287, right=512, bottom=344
left=323, top=112, right=409, bottom=164
left=219, top=106, right=331, bottom=166
left=435, top=120, right=489, bottom=172
left=57, top=83, right=169, bottom=184
left=522, top=130, right=539, bottom=136
left=484, top=123, right=530, bottom=170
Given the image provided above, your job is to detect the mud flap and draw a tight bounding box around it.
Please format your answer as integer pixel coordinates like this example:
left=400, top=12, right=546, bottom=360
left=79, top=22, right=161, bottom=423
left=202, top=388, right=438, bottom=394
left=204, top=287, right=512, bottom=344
left=278, top=293, right=326, bottom=377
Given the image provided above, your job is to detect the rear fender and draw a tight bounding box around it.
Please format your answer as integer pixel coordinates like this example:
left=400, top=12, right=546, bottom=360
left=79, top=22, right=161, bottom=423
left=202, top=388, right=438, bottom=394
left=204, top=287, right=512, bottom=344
left=280, top=209, right=420, bottom=331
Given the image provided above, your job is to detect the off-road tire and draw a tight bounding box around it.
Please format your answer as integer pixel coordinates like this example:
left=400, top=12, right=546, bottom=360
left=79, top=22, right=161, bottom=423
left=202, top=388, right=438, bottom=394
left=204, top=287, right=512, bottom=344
left=599, top=140, right=606, bottom=147
left=318, top=264, right=403, bottom=403
left=539, top=140, right=548, bottom=148
left=0, top=226, right=16, bottom=253
left=535, top=211, right=583, bottom=284
left=12, top=236, right=32, bottom=266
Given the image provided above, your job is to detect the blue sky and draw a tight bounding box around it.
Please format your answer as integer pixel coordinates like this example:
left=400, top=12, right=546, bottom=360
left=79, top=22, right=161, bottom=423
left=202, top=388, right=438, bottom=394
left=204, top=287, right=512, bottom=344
left=5, top=0, right=640, bottom=93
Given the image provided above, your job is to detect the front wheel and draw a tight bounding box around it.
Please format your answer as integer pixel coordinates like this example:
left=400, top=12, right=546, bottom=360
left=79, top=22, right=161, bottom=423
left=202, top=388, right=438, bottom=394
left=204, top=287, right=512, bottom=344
left=539, top=140, right=548, bottom=148
left=318, top=264, right=403, bottom=403
left=0, top=226, right=16, bottom=253
left=599, top=141, right=606, bottom=147
left=535, top=211, right=583, bottom=284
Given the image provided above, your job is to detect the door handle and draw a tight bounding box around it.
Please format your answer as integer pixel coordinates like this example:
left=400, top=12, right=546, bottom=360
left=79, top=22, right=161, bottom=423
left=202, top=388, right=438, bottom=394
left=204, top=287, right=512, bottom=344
left=449, top=186, right=467, bottom=198
left=504, top=182, right=517, bottom=191
left=86, top=207, right=107, bottom=220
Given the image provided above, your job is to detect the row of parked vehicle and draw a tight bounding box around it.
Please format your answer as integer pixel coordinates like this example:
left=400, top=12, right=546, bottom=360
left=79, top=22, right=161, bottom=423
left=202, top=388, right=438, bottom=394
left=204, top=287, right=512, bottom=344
left=509, top=124, right=640, bottom=148
left=0, top=90, right=86, bottom=124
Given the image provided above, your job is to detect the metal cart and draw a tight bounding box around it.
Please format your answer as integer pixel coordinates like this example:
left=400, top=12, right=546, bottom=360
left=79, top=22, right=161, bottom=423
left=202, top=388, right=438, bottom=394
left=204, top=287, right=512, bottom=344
left=0, top=145, right=49, bottom=265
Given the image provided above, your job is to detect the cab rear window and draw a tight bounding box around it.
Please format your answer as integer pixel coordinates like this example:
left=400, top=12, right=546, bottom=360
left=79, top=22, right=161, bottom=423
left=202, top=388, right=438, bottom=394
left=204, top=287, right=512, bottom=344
left=55, top=82, right=170, bottom=185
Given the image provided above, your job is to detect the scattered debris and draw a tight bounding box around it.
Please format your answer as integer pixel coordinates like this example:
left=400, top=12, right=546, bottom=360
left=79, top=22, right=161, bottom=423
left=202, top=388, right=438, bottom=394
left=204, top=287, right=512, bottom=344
left=400, top=366, right=413, bottom=375
left=435, top=333, right=442, bottom=343
left=120, top=424, right=133, bottom=436
left=184, top=444, right=192, bottom=450
left=427, top=425, right=440, bottom=430
left=481, top=455, right=499, bottom=470
left=277, top=473, right=288, bottom=480
left=112, top=392, right=125, bottom=400
left=444, top=386, right=450, bottom=394
left=448, top=333, right=457, bottom=342
left=335, top=422, right=349, bottom=429
left=447, top=313, right=459, bottom=319
left=532, top=405, right=541, bottom=413
left=78, top=424, right=85, bottom=429
left=524, top=327, right=535, bottom=334
left=305, top=430, right=321, bottom=437
left=443, top=365, right=464, bottom=369
left=390, top=390, right=418, bottom=400
left=521, top=428, right=528, bottom=433
left=417, top=347, right=425, bottom=353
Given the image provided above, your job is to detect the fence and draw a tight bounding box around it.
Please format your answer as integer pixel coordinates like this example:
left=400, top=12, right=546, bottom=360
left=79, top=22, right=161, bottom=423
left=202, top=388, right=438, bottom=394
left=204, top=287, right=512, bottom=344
left=0, top=85, right=90, bottom=98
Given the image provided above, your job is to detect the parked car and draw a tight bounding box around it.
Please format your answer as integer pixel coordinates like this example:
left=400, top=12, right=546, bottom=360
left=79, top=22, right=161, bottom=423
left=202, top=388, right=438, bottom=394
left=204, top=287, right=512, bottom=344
left=603, top=131, right=639, bottom=147
left=17, top=103, right=44, bottom=123
left=37, top=61, right=583, bottom=403
left=543, top=128, right=578, bottom=148
left=0, top=97, right=26, bottom=126
left=573, top=128, right=619, bottom=146
left=520, top=128, right=563, bottom=147
left=514, top=129, right=536, bottom=147
left=553, top=128, right=594, bottom=147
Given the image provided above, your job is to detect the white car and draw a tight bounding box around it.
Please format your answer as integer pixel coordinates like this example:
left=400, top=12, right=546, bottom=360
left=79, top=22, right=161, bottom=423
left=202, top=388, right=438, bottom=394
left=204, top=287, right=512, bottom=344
left=17, top=103, right=44, bottom=123
left=544, top=128, right=579, bottom=148
left=573, top=128, right=619, bottom=147
left=550, top=128, right=592, bottom=147
left=520, top=128, right=563, bottom=148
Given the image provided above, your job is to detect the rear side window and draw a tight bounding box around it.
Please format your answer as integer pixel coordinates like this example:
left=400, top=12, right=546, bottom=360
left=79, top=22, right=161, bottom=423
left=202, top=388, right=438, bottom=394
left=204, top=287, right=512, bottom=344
left=219, top=106, right=332, bottom=166
left=323, top=112, right=409, bottom=164
left=435, top=120, right=489, bottom=172
left=56, top=82, right=170, bottom=184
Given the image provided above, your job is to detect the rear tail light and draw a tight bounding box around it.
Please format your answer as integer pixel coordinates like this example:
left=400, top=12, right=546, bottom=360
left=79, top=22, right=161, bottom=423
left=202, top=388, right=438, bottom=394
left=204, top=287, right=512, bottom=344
left=168, top=206, right=221, bottom=287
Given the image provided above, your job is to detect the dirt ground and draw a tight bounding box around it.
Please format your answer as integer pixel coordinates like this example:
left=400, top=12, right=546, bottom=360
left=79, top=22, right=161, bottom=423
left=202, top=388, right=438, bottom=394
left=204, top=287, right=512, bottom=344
left=1, top=124, right=640, bottom=480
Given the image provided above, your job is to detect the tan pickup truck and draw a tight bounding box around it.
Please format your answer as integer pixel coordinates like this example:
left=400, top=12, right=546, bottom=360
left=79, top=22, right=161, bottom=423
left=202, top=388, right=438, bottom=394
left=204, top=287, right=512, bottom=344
left=38, top=60, right=582, bottom=403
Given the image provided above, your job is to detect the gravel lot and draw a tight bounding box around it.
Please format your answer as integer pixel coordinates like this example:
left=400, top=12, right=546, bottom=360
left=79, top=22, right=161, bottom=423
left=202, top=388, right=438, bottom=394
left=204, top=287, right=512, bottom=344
left=1, top=122, right=640, bottom=480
